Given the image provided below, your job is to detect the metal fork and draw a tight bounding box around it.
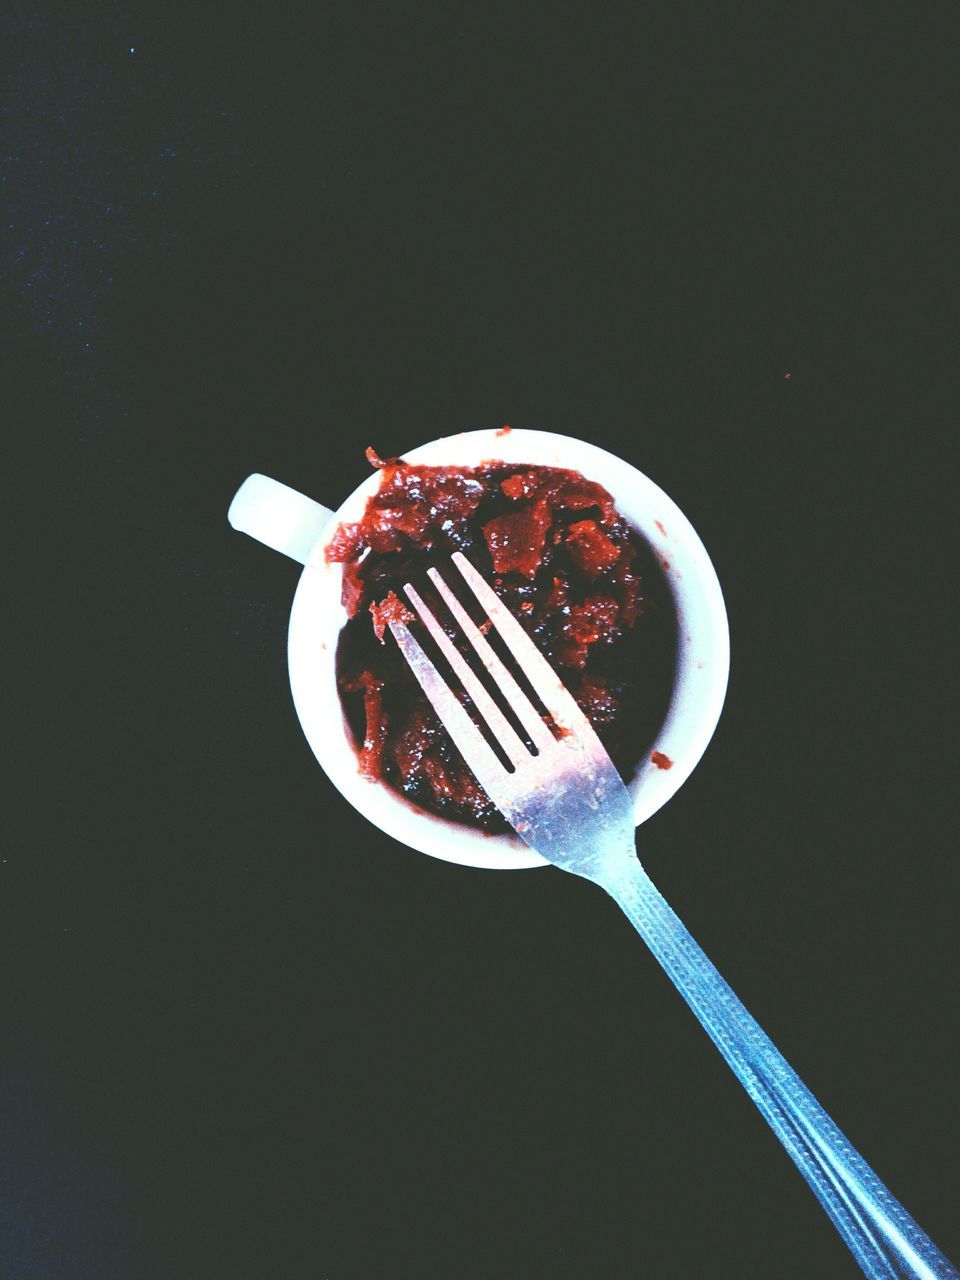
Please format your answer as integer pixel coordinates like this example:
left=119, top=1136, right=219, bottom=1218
left=389, top=551, right=956, bottom=1280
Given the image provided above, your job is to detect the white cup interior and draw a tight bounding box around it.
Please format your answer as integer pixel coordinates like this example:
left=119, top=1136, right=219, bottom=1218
left=287, top=428, right=730, bottom=869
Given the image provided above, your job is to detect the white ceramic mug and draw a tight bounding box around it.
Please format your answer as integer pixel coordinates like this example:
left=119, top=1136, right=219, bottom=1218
left=228, top=428, right=730, bottom=870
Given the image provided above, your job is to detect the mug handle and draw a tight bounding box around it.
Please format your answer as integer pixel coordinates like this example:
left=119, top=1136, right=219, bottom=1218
left=227, top=474, right=335, bottom=566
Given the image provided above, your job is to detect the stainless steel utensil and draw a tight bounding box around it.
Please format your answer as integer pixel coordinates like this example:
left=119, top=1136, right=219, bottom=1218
left=388, top=550, right=956, bottom=1280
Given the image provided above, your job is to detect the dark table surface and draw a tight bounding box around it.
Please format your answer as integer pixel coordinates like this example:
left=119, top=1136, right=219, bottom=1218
left=3, top=5, right=958, bottom=1277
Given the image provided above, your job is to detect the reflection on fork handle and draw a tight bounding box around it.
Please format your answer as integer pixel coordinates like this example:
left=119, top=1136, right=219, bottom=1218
left=592, top=857, right=958, bottom=1280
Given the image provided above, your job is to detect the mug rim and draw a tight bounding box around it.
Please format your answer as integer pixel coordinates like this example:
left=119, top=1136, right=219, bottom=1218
left=287, top=427, right=730, bottom=869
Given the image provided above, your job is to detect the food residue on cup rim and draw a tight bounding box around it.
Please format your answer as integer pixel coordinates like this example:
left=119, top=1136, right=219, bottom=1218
left=650, top=750, right=673, bottom=770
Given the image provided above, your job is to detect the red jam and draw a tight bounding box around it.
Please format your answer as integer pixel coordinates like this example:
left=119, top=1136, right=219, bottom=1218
left=328, top=452, right=677, bottom=832
left=368, top=590, right=414, bottom=643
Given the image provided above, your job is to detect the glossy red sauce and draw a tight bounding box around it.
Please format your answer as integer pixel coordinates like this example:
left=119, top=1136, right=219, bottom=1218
left=327, top=453, right=678, bottom=832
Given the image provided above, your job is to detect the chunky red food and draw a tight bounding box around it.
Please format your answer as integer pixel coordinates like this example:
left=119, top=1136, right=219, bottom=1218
left=328, top=451, right=677, bottom=832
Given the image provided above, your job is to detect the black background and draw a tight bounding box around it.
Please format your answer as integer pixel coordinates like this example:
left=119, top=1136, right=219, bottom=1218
left=2, top=4, right=957, bottom=1277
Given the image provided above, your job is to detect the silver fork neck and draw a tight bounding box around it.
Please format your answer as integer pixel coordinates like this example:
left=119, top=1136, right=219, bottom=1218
left=507, top=753, right=637, bottom=877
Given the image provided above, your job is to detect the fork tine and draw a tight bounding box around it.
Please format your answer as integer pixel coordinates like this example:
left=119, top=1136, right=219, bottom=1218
left=404, top=584, right=531, bottom=769
left=387, top=619, right=507, bottom=797
left=424, top=567, right=556, bottom=751
left=451, top=552, right=604, bottom=743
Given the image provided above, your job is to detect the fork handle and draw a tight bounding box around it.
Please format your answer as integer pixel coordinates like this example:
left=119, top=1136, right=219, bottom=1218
left=594, top=858, right=957, bottom=1280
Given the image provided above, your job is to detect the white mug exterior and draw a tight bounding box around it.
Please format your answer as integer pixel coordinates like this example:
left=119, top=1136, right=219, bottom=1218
left=233, top=428, right=730, bottom=870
